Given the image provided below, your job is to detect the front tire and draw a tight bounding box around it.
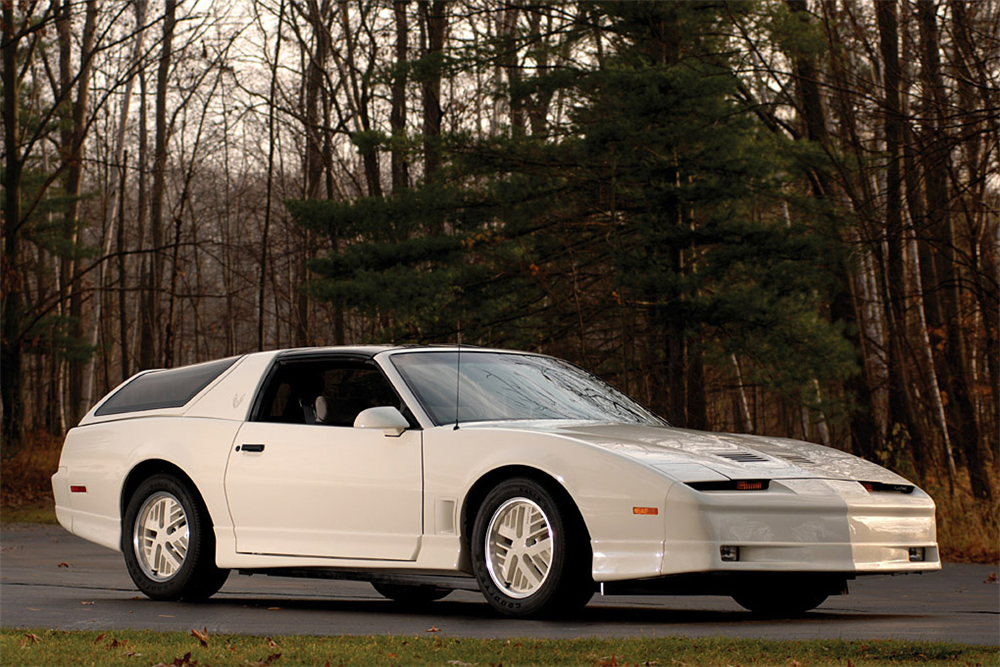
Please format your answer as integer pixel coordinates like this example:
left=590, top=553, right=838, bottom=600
left=122, top=474, right=229, bottom=601
left=471, top=478, right=593, bottom=617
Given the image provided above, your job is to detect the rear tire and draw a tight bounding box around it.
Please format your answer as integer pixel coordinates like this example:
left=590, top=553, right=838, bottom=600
left=471, top=477, right=593, bottom=617
left=371, top=582, right=451, bottom=604
left=122, top=474, right=229, bottom=601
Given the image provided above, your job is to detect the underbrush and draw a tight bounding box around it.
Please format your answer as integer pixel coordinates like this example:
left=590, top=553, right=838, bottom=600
left=925, top=477, right=1000, bottom=564
left=1, top=431, right=62, bottom=523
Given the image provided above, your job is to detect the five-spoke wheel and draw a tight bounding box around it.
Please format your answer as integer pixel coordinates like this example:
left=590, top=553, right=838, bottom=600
left=472, top=478, right=593, bottom=617
left=122, top=474, right=229, bottom=601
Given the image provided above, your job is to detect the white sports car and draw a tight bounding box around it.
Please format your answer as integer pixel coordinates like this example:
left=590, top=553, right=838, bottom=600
left=52, top=346, right=939, bottom=617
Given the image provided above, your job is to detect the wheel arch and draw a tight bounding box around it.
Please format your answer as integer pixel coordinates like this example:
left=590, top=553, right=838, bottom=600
left=120, top=460, right=213, bottom=528
left=460, top=465, right=592, bottom=561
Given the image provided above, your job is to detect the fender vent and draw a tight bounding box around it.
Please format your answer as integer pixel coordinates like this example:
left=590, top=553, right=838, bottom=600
left=711, top=451, right=768, bottom=463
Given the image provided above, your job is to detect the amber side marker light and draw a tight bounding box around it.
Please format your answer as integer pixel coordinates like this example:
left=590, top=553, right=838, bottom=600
left=70, top=485, right=87, bottom=493
left=632, top=507, right=659, bottom=515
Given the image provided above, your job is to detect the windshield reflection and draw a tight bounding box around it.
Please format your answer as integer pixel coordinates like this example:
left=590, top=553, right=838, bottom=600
left=390, top=351, right=665, bottom=427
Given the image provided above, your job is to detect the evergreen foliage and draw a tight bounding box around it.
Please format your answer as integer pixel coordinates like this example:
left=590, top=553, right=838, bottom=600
left=289, top=1, right=858, bottom=421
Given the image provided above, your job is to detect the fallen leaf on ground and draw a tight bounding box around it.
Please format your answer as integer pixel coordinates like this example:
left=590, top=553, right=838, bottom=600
left=446, top=661, right=473, bottom=666
left=172, top=652, right=198, bottom=666
left=110, top=638, right=128, bottom=649
left=985, top=572, right=997, bottom=584
left=81, top=601, right=95, bottom=605
left=23, top=633, right=40, bottom=644
left=266, top=606, right=281, bottom=610
left=426, top=625, right=441, bottom=633
left=191, top=627, right=209, bottom=648
left=94, top=633, right=106, bottom=643
left=58, top=562, right=70, bottom=568
left=267, top=637, right=280, bottom=649
left=246, top=652, right=282, bottom=666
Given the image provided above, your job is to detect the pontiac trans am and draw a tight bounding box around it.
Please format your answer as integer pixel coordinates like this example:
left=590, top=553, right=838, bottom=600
left=52, top=346, right=939, bottom=616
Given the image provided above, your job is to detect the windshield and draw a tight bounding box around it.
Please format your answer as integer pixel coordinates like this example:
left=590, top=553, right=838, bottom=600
left=390, top=351, right=665, bottom=427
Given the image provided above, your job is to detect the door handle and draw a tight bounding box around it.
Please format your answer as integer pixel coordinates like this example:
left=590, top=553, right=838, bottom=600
left=239, top=444, right=265, bottom=453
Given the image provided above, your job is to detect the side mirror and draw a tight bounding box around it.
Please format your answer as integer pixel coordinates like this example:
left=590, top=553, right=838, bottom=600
left=354, top=406, right=410, bottom=437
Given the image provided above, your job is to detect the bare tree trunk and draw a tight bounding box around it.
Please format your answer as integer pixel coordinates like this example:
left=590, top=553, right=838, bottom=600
left=731, top=354, right=754, bottom=433
left=686, top=344, right=708, bottom=431
left=85, top=0, right=147, bottom=398
left=525, top=6, right=554, bottom=136
left=337, top=0, right=381, bottom=197
left=117, top=151, right=130, bottom=382
left=877, top=0, right=927, bottom=474
left=58, top=0, right=99, bottom=423
left=907, top=215, right=958, bottom=486
left=303, top=0, right=330, bottom=199
left=943, top=0, right=992, bottom=501
left=1, top=0, right=25, bottom=454
left=149, top=0, right=176, bottom=366
left=499, top=1, right=524, bottom=133
left=259, top=0, right=286, bottom=350
left=419, top=0, right=446, bottom=182
left=391, top=0, right=409, bottom=191
left=137, top=64, right=156, bottom=371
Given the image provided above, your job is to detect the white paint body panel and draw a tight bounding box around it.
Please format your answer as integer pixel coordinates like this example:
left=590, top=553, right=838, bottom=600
left=54, top=346, right=940, bottom=588
left=224, top=422, right=422, bottom=560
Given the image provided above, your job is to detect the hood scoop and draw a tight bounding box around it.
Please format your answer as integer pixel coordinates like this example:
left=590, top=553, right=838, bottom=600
left=710, top=450, right=769, bottom=463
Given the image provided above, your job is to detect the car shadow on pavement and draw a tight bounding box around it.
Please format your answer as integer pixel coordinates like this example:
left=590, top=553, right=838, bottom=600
left=190, top=595, right=920, bottom=626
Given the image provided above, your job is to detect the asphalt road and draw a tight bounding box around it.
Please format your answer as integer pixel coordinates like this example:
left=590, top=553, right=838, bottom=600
left=2, top=524, right=997, bottom=645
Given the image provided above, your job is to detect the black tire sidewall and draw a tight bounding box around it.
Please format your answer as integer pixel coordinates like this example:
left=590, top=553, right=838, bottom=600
left=122, top=474, right=218, bottom=601
left=471, top=478, right=577, bottom=617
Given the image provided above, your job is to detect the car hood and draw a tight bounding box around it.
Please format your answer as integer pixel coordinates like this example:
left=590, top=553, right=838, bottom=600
left=473, top=421, right=910, bottom=484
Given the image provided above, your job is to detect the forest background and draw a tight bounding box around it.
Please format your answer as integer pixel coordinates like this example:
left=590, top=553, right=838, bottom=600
left=2, top=0, right=997, bottom=559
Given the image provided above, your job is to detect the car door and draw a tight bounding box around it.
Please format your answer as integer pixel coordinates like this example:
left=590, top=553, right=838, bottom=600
left=223, top=357, right=422, bottom=560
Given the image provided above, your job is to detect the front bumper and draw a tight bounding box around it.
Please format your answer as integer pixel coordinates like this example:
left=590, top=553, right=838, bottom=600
left=592, top=478, right=940, bottom=582
left=660, top=478, right=939, bottom=577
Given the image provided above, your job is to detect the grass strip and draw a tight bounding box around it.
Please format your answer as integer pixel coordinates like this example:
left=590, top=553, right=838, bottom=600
left=2, top=629, right=997, bottom=667
left=1, top=500, right=58, bottom=525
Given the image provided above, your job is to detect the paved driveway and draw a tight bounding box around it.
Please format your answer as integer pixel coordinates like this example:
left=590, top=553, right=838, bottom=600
left=2, top=524, right=997, bottom=645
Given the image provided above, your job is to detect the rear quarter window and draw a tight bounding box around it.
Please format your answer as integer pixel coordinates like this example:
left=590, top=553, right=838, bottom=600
left=94, top=357, right=238, bottom=417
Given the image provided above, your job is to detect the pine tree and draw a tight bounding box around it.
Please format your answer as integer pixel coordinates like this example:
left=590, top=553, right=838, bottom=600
left=291, top=1, right=854, bottom=423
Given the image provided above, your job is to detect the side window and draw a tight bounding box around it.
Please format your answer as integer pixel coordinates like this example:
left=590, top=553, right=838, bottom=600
left=95, top=357, right=237, bottom=417
left=257, top=360, right=401, bottom=427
